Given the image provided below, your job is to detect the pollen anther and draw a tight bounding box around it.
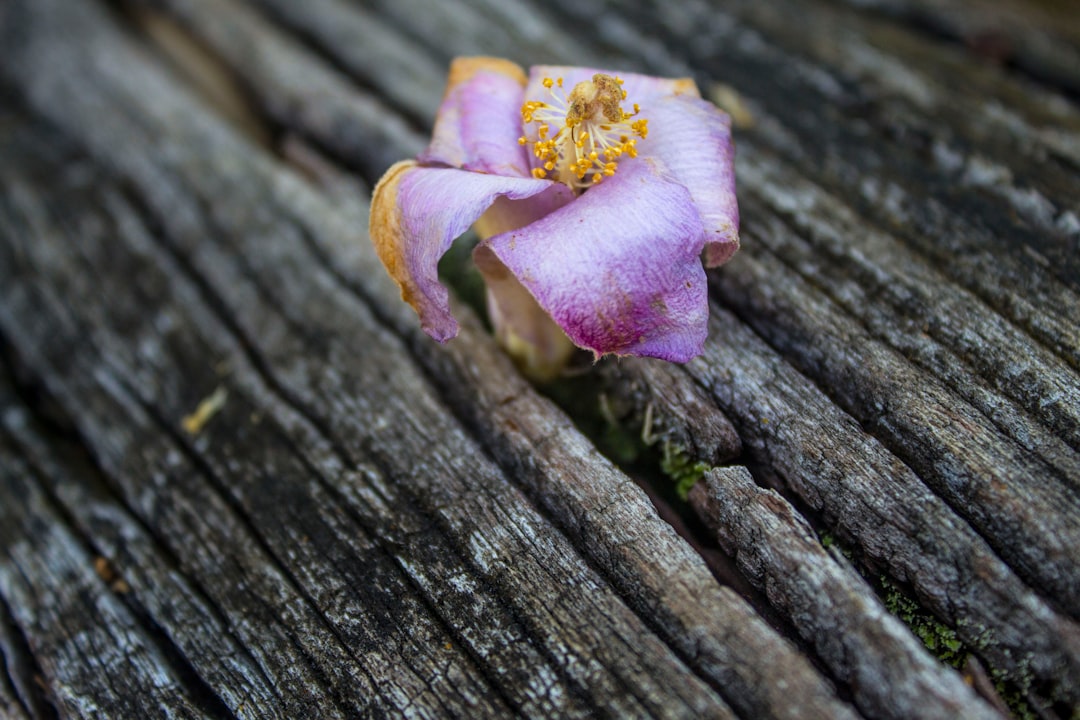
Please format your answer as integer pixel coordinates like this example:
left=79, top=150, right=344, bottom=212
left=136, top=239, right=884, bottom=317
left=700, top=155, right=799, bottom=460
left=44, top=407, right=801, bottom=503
left=518, top=73, right=648, bottom=190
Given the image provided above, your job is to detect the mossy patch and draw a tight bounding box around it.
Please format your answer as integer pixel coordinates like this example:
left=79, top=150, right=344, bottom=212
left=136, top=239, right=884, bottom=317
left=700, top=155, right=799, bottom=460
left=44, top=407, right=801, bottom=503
left=880, top=576, right=967, bottom=669
left=879, top=578, right=1047, bottom=719
left=659, top=441, right=710, bottom=501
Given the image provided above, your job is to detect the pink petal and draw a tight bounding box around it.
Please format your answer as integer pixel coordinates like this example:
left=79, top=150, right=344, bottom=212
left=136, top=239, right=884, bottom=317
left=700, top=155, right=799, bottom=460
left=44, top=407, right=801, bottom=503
left=641, top=95, right=740, bottom=267
left=369, top=160, right=573, bottom=341
left=472, top=193, right=570, bottom=241
left=524, top=65, right=700, bottom=111
left=420, top=57, right=531, bottom=177
left=473, top=248, right=577, bottom=381
left=479, top=159, right=709, bottom=361
left=473, top=192, right=578, bottom=379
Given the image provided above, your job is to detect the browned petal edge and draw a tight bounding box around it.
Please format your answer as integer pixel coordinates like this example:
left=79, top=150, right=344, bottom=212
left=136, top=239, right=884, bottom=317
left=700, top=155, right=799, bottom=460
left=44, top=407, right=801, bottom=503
left=369, top=159, right=424, bottom=312
left=704, top=234, right=740, bottom=268
left=670, top=76, right=702, bottom=98
left=447, top=56, right=528, bottom=95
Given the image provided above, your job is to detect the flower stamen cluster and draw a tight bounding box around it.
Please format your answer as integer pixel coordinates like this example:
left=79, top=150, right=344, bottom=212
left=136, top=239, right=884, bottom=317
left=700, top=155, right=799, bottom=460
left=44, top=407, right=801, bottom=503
left=519, top=74, right=648, bottom=189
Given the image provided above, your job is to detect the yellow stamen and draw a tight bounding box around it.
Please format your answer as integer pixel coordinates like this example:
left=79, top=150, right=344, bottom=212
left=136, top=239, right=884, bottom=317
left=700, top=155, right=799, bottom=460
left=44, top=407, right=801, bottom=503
left=517, top=73, right=648, bottom=191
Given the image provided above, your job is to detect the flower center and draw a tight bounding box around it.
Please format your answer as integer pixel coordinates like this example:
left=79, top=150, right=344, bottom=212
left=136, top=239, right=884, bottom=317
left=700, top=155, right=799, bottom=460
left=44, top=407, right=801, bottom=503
left=519, top=74, right=648, bottom=190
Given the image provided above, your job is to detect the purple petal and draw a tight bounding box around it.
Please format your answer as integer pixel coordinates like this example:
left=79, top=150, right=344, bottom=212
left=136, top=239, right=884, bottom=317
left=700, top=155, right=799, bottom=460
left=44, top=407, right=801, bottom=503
left=473, top=192, right=579, bottom=378
left=479, top=159, right=709, bottom=361
left=419, top=57, right=531, bottom=177
left=369, top=160, right=573, bottom=341
left=474, top=248, right=576, bottom=380
left=473, top=192, right=570, bottom=241
left=640, top=95, right=740, bottom=267
left=524, top=65, right=700, bottom=111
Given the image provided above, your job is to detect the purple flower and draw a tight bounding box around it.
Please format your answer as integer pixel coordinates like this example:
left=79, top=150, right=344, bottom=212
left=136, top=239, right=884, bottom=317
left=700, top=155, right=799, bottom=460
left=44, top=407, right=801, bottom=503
left=370, top=57, right=739, bottom=378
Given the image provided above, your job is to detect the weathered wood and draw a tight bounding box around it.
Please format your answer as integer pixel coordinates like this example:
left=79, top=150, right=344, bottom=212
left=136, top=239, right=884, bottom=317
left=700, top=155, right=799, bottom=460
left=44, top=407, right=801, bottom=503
left=0, top=101, right=725, bottom=719
left=126, top=0, right=429, bottom=178
left=248, top=0, right=446, bottom=123
left=689, top=466, right=1001, bottom=720
left=0, top=435, right=208, bottom=719
left=597, top=356, right=744, bottom=466
left=62, top=6, right=859, bottom=715
left=660, top=309, right=1080, bottom=707
left=395, top=307, right=848, bottom=720
left=538, top=0, right=1080, bottom=707
left=2, top=0, right=1078, bottom=716
left=0, top=371, right=316, bottom=720
left=0, top=539, right=50, bottom=720
left=714, top=193, right=1080, bottom=612
left=604, top=0, right=1080, bottom=372
left=833, top=0, right=1080, bottom=98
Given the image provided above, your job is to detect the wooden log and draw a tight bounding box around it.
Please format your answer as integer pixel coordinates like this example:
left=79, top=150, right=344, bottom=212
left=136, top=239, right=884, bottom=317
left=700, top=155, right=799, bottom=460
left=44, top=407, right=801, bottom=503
left=832, top=0, right=1080, bottom=97
left=54, top=5, right=856, bottom=713
left=248, top=0, right=448, bottom=123
left=126, top=0, right=428, bottom=177
left=584, top=0, right=1080, bottom=374
left=731, top=157, right=1080, bottom=477
left=689, top=466, right=1003, bottom=720
left=0, top=434, right=209, bottom=719
left=396, top=306, right=847, bottom=720
left=529, top=0, right=1080, bottom=707
left=682, top=308, right=1080, bottom=707
left=1, top=393, right=298, bottom=720
left=0, top=515, right=54, bottom=720
left=0, top=96, right=730, bottom=719
left=714, top=185, right=1080, bottom=614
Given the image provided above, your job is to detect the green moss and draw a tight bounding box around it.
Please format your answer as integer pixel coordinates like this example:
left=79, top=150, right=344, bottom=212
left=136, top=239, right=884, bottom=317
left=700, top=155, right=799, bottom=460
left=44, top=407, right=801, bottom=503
left=984, top=650, right=1042, bottom=720
left=880, top=579, right=1053, bottom=720
left=990, top=683, right=1037, bottom=720
left=659, top=441, right=710, bottom=501
left=880, top=576, right=968, bottom=670
left=598, top=410, right=644, bottom=465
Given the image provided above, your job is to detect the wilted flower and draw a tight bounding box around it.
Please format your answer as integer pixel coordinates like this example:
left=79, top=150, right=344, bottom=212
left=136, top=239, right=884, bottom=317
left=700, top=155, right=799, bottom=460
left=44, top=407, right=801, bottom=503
left=370, top=57, right=739, bottom=379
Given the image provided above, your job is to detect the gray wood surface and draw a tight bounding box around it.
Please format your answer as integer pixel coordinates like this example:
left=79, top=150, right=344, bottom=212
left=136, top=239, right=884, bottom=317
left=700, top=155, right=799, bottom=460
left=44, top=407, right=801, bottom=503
left=1, top=0, right=1077, bottom=717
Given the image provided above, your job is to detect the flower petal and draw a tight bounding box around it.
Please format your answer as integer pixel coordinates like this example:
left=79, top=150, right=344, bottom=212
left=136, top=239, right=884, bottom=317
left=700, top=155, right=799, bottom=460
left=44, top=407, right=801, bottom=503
left=640, top=94, right=740, bottom=267
left=474, top=248, right=577, bottom=381
left=419, top=57, right=531, bottom=177
left=524, top=65, right=700, bottom=110
left=473, top=194, right=569, bottom=241
left=370, top=160, right=573, bottom=341
left=473, top=193, right=578, bottom=379
left=479, top=159, right=709, bottom=361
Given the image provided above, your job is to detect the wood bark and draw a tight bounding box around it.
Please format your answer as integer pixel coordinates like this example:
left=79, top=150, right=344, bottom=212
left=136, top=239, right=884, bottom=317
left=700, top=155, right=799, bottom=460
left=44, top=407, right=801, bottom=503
left=1, top=0, right=1077, bottom=717
left=689, top=467, right=999, bottom=720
